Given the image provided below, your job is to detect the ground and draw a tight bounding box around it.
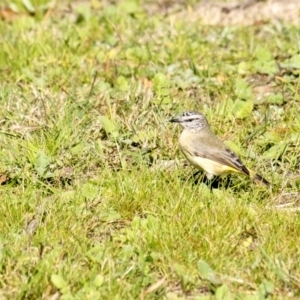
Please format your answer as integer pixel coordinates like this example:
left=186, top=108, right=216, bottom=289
left=0, top=0, right=300, bottom=299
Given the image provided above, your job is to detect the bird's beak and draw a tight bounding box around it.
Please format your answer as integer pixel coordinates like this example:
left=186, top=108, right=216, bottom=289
left=169, top=117, right=180, bottom=123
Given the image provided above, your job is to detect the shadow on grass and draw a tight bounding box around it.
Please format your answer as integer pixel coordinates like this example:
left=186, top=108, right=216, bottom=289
left=191, top=171, right=232, bottom=190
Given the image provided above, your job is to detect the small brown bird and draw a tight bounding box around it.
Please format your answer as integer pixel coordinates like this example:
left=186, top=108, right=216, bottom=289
left=170, top=111, right=270, bottom=187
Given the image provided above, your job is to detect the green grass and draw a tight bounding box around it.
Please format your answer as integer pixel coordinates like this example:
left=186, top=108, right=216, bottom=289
left=1, top=0, right=300, bottom=299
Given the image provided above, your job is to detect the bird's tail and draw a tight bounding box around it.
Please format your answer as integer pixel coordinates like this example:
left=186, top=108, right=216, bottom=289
left=249, top=170, right=271, bottom=187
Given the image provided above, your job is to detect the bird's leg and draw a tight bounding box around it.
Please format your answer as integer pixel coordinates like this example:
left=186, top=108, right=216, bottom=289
left=205, top=173, right=214, bottom=180
left=192, top=170, right=202, bottom=178
left=192, top=170, right=203, bottom=185
left=192, top=171, right=222, bottom=189
left=205, top=173, right=224, bottom=189
left=223, top=175, right=232, bottom=188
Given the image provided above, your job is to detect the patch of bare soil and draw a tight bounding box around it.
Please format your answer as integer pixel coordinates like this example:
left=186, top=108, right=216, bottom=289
left=178, top=0, right=300, bottom=26
left=3, top=0, right=298, bottom=26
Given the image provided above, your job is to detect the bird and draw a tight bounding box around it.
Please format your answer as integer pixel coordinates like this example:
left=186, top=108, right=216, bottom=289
left=169, top=111, right=270, bottom=187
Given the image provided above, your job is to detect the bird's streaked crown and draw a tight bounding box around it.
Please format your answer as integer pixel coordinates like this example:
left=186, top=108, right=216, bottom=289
left=169, top=111, right=209, bottom=130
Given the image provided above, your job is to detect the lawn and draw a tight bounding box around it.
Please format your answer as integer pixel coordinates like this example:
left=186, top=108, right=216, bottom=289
left=1, top=0, right=300, bottom=299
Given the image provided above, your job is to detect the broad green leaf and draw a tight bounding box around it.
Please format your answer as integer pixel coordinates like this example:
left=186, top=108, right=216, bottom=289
left=75, top=4, right=92, bottom=21
left=197, top=259, right=222, bottom=286
left=22, top=0, right=35, bottom=13
left=61, top=191, right=76, bottom=201
left=234, top=78, right=252, bottom=99
left=288, top=54, right=300, bottom=68
left=93, top=274, right=104, bottom=287
left=34, top=151, right=51, bottom=177
left=116, top=76, right=129, bottom=92
left=131, top=130, right=153, bottom=143
left=125, top=46, right=148, bottom=62
left=261, top=131, right=281, bottom=144
left=281, top=54, right=300, bottom=69
left=173, top=263, right=186, bottom=277
left=99, top=116, right=119, bottom=138
left=252, top=60, right=278, bottom=75
left=153, top=72, right=168, bottom=85
left=144, top=215, right=159, bottom=230
left=105, top=210, right=121, bottom=222
left=253, top=46, right=278, bottom=75
left=237, top=61, right=251, bottom=75
left=117, top=0, right=141, bottom=14
left=254, top=46, right=272, bottom=61
left=97, top=81, right=111, bottom=92
left=81, top=182, right=99, bottom=200
left=231, top=99, right=253, bottom=119
left=120, top=245, right=135, bottom=258
left=289, top=133, right=300, bottom=143
left=153, top=73, right=170, bottom=96
left=51, top=274, right=68, bottom=289
left=266, top=93, right=284, bottom=105
left=263, top=280, right=275, bottom=294
left=259, top=280, right=274, bottom=297
left=107, top=48, right=119, bottom=59
left=262, top=142, right=287, bottom=160
left=70, top=142, right=85, bottom=155
left=215, top=284, right=233, bottom=300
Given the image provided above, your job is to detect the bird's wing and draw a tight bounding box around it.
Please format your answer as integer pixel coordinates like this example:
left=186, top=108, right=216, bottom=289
left=189, top=134, right=250, bottom=176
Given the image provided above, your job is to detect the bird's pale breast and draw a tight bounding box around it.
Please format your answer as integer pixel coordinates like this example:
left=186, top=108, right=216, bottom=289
left=179, top=130, right=238, bottom=176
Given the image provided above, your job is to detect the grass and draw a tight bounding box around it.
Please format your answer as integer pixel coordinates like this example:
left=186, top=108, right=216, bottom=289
left=1, top=0, right=300, bottom=299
